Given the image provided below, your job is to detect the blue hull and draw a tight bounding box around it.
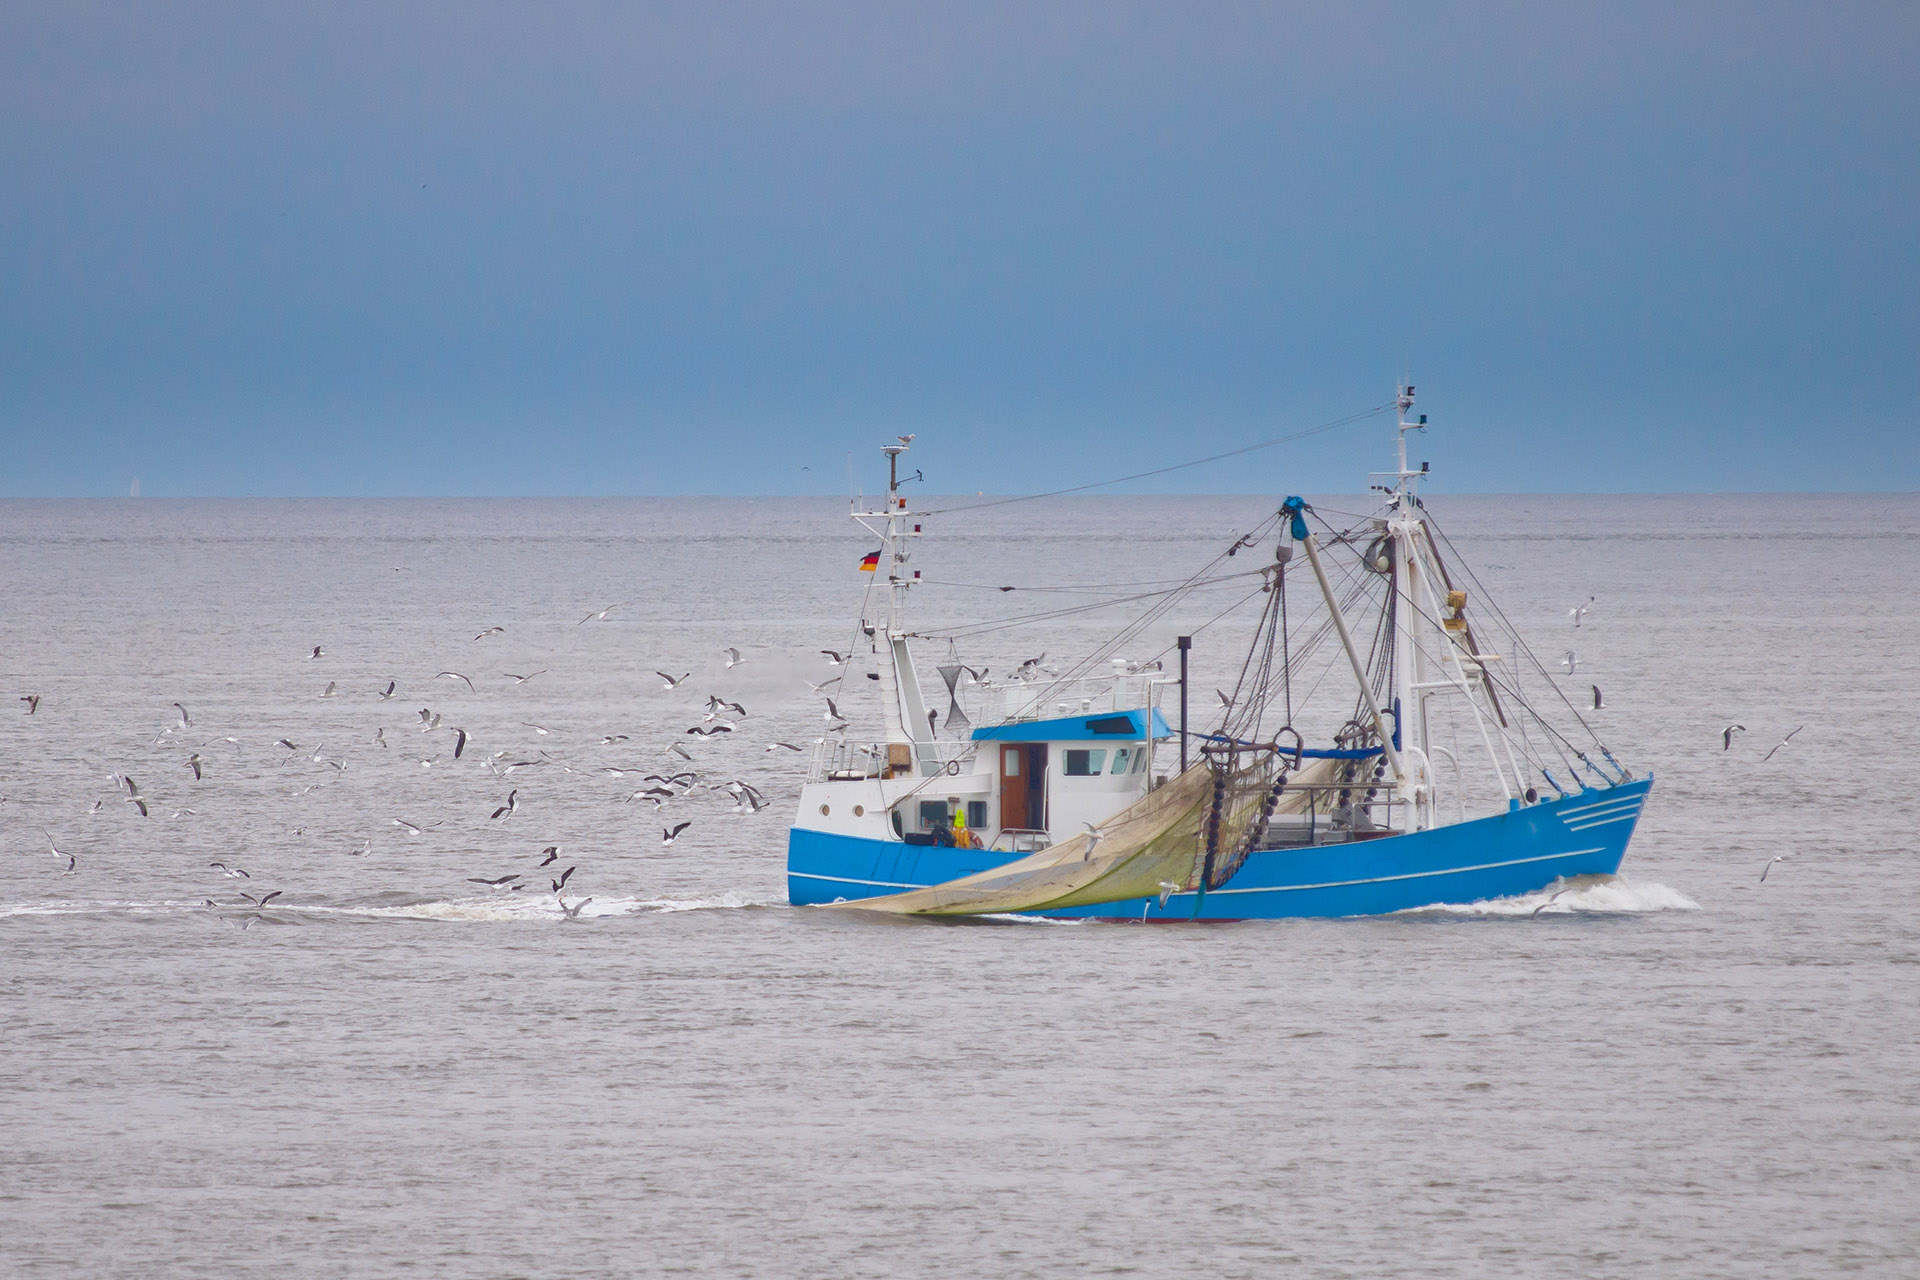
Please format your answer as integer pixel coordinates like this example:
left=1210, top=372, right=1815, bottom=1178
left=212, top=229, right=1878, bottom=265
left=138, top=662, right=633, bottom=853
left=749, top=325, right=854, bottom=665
left=787, top=779, right=1653, bottom=919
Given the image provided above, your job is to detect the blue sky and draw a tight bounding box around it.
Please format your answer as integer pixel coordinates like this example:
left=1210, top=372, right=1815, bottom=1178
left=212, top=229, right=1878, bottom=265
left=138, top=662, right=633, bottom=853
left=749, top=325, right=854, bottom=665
left=3, top=2, right=1915, bottom=496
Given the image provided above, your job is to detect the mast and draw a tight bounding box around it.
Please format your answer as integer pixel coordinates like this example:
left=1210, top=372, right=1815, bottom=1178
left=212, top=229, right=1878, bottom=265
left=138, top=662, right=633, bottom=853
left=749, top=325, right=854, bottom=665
left=855, top=442, right=932, bottom=768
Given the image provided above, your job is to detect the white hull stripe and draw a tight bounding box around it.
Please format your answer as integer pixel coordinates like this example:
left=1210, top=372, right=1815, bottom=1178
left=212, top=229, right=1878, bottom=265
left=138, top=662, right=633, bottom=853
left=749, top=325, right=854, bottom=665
left=1559, top=790, right=1651, bottom=821
left=1566, top=812, right=1642, bottom=832
left=789, top=871, right=920, bottom=890
left=1204, top=846, right=1610, bottom=895
left=1559, top=804, right=1642, bottom=826
left=792, top=848, right=1612, bottom=899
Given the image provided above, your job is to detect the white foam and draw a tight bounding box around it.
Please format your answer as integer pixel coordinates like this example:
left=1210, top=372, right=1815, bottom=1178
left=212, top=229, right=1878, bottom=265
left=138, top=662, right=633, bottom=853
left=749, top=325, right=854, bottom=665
left=1398, top=874, right=1700, bottom=918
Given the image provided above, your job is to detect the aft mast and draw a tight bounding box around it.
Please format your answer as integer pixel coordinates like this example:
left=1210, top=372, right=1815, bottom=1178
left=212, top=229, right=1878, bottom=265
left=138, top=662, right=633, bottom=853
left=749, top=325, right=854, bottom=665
left=852, top=441, right=933, bottom=772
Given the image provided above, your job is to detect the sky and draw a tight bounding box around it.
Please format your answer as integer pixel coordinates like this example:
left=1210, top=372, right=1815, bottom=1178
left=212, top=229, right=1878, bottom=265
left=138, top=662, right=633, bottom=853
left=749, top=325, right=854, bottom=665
left=2, top=2, right=1915, bottom=496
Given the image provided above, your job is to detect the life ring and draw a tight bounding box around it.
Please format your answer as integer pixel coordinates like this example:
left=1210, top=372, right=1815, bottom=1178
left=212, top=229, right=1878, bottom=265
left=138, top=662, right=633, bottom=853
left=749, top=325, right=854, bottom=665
left=945, top=758, right=961, bottom=776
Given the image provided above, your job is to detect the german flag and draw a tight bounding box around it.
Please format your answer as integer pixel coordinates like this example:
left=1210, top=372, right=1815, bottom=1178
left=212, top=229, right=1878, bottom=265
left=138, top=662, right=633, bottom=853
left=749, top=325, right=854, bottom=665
left=858, top=550, right=881, bottom=572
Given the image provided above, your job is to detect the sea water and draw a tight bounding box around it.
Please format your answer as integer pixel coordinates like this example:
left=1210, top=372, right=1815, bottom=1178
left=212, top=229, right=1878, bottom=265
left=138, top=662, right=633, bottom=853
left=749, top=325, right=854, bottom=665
left=1, top=493, right=1914, bottom=1278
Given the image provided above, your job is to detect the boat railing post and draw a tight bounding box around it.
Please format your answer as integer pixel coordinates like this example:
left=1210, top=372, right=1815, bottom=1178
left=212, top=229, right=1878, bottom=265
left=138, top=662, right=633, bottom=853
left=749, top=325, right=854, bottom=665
left=1177, top=635, right=1191, bottom=773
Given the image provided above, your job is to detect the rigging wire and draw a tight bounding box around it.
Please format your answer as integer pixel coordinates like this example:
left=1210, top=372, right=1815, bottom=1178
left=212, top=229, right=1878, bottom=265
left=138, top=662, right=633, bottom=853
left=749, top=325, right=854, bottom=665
left=916, top=401, right=1397, bottom=517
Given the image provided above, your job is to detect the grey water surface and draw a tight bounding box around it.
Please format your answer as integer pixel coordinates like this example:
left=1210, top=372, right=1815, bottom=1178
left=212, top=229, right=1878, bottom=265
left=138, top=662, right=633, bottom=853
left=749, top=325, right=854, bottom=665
left=2, top=492, right=1915, bottom=1278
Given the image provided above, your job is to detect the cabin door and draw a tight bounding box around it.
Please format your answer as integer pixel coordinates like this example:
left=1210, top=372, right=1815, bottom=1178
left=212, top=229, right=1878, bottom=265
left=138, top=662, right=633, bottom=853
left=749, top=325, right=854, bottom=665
left=1000, top=746, right=1026, bottom=830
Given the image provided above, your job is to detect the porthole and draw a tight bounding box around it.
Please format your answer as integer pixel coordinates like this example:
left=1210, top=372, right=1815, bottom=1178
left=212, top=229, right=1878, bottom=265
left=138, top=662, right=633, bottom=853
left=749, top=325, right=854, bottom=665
left=819, top=804, right=830, bottom=816
left=853, top=804, right=865, bottom=817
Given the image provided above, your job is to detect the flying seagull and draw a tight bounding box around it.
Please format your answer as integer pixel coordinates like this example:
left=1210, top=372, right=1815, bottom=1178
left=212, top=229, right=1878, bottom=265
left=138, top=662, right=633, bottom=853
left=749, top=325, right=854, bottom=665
left=1762, top=726, right=1804, bottom=763
left=1530, top=886, right=1574, bottom=918
left=209, top=862, right=250, bottom=879
left=579, top=602, right=629, bottom=625
left=467, top=874, right=521, bottom=888
left=1591, top=685, right=1603, bottom=711
left=538, top=846, right=559, bottom=866
left=765, top=741, right=804, bottom=753
left=504, top=670, right=546, bottom=685
left=805, top=678, right=841, bottom=694
left=1080, top=822, right=1104, bottom=861
left=310, top=646, right=324, bottom=659
left=185, top=753, right=204, bottom=781
left=1722, top=724, right=1747, bottom=751
left=1559, top=650, right=1578, bottom=675
left=552, top=865, right=577, bottom=890
left=558, top=896, right=593, bottom=921
left=601, top=734, right=629, bottom=745
left=820, top=650, right=849, bottom=666
left=656, top=671, right=690, bottom=689
left=321, top=681, right=337, bottom=698
left=722, top=647, right=745, bottom=668
left=378, top=681, right=396, bottom=701
left=824, top=698, right=847, bottom=724
left=1215, top=689, right=1231, bottom=709
left=451, top=727, right=469, bottom=760
left=21, top=694, right=40, bottom=715
left=1760, top=854, right=1792, bottom=882
left=687, top=723, right=733, bottom=736
left=522, top=722, right=552, bottom=736
left=490, top=790, right=519, bottom=820
left=436, top=671, right=474, bottom=691
left=473, top=626, right=504, bottom=641
left=1568, top=597, right=1595, bottom=627
left=172, top=702, right=192, bottom=729
left=662, top=822, right=692, bottom=847
left=1157, top=881, right=1180, bottom=909
left=45, top=832, right=75, bottom=874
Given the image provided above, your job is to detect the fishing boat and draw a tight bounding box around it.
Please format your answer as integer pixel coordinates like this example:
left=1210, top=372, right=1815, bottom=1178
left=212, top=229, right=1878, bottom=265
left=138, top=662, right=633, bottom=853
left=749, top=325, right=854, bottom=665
left=785, top=388, right=1651, bottom=919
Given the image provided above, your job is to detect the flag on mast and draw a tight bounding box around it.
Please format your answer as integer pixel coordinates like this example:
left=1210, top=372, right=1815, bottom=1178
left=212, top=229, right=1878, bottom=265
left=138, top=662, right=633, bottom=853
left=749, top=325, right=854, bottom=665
left=858, top=550, right=881, bottom=572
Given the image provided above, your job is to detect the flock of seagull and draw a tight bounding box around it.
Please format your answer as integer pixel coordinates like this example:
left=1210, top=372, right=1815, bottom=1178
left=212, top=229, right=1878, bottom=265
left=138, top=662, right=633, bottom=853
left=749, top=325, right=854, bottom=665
left=7, top=602, right=844, bottom=928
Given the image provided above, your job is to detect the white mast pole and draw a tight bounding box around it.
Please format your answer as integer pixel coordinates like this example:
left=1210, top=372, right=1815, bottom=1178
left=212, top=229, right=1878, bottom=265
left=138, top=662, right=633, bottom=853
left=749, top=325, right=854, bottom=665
left=1298, top=532, right=1406, bottom=783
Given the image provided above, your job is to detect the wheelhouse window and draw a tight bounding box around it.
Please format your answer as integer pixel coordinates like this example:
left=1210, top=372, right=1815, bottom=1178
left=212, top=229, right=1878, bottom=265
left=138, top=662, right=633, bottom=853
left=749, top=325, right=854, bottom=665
left=1110, top=748, right=1131, bottom=774
left=1064, top=748, right=1107, bottom=777
left=918, top=800, right=949, bottom=831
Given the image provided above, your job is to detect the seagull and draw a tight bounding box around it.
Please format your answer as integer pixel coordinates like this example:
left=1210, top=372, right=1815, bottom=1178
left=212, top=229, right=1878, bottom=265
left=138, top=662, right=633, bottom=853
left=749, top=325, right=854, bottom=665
left=378, top=681, right=396, bottom=701
left=1591, top=685, right=1603, bottom=711
left=1762, top=726, right=1804, bottom=763
left=1079, top=822, right=1104, bottom=860
left=664, top=743, right=695, bottom=761
left=45, top=832, right=76, bottom=874
left=558, top=896, right=592, bottom=921
left=656, top=671, right=690, bottom=689
left=522, top=722, right=552, bottom=736
left=601, top=734, right=629, bottom=745
left=1722, top=724, right=1747, bottom=750
left=21, top=694, right=40, bottom=715
left=310, top=646, right=324, bottom=659
left=1568, top=596, right=1595, bottom=627
left=1530, top=887, right=1574, bottom=918
left=467, top=874, right=522, bottom=888
left=765, top=742, right=804, bottom=753
left=1215, top=689, right=1231, bottom=709
left=209, top=862, right=250, bottom=879
left=687, top=723, right=733, bottom=736
left=538, top=846, right=559, bottom=866
left=1559, top=650, right=1578, bottom=675
left=1157, top=881, right=1180, bottom=908
left=349, top=839, right=373, bottom=857
left=419, top=713, right=441, bottom=732
left=436, top=671, right=474, bottom=691
left=392, top=818, right=435, bottom=835
left=490, top=790, right=519, bottom=820
left=125, top=790, right=150, bottom=818
left=373, top=727, right=387, bottom=748
left=897, top=434, right=916, bottom=446
left=662, top=822, right=692, bottom=847
left=579, top=602, right=629, bottom=625
left=276, top=738, right=299, bottom=754
left=804, top=678, right=841, bottom=694
left=185, top=753, right=204, bottom=781
left=451, top=727, right=469, bottom=759
left=551, top=865, right=577, bottom=890
left=504, top=670, right=546, bottom=685
left=722, top=647, right=745, bottom=668
left=240, top=890, right=284, bottom=907
left=321, top=681, right=337, bottom=698
left=172, top=702, right=192, bottom=729
left=824, top=698, right=847, bottom=724
left=820, top=650, right=849, bottom=666
left=1760, top=854, right=1791, bottom=882
left=473, top=626, right=504, bottom=641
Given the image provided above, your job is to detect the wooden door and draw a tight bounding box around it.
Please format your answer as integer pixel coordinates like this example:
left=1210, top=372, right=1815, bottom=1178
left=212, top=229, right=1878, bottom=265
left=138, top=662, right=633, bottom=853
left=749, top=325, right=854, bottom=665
left=1000, top=745, right=1026, bottom=830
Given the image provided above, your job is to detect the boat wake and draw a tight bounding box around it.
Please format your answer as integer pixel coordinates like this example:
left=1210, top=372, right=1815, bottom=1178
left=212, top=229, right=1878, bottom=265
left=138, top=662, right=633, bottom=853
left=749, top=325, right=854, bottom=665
left=1399, top=874, right=1700, bottom=918
left=0, top=890, right=775, bottom=923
